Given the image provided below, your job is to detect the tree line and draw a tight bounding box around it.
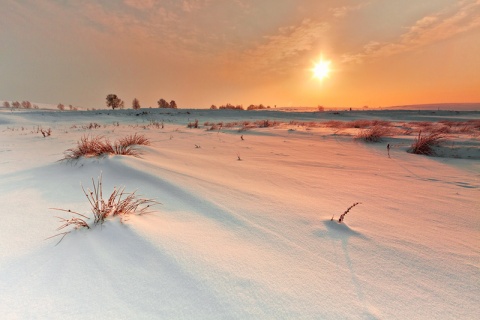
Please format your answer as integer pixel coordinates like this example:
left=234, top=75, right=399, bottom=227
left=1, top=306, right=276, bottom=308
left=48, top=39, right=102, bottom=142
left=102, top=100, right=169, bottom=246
left=2, top=101, right=39, bottom=109
left=105, top=94, right=177, bottom=110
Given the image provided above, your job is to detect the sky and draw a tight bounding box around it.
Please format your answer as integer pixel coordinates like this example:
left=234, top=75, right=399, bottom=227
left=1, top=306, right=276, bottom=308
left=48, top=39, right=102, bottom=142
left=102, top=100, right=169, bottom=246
left=1, top=0, right=479, bottom=109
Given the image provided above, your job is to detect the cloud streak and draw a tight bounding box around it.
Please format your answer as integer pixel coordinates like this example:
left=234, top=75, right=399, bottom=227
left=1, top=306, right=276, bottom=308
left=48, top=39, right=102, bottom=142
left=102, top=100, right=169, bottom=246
left=342, top=0, right=480, bottom=63
left=238, top=19, right=329, bottom=75
left=329, top=2, right=370, bottom=18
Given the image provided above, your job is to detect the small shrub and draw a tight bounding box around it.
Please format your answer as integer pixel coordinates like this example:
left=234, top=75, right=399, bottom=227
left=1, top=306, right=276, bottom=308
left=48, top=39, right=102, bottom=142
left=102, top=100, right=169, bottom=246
left=187, top=119, right=199, bottom=128
left=118, top=133, right=150, bottom=147
left=409, top=131, right=444, bottom=155
left=48, top=174, right=158, bottom=244
left=63, top=134, right=150, bottom=160
left=40, top=128, right=52, bottom=137
left=81, top=122, right=101, bottom=130
left=355, top=126, right=392, bottom=142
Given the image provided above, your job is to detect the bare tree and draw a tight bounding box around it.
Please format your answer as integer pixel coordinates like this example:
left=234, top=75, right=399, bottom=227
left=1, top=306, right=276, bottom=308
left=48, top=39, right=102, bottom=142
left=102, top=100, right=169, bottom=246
left=106, top=94, right=124, bottom=110
left=132, top=98, right=141, bottom=110
left=12, top=101, right=21, bottom=108
left=57, top=103, right=65, bottom=111
left=3, top=101, right=10, bottom=108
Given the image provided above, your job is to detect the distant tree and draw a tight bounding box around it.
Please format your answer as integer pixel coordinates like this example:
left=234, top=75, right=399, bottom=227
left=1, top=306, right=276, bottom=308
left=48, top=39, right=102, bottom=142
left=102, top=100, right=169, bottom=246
left=33, top=104, right=39, bottom=109
left=169, top=100, right=177, bottom=109
left=3, top=101, right=10, bottom=108
left=57, top=103, right=65, bottom=111
left=12, top=101, right=21, bottom=108
left=106, top=94, right=124, bottom=110
left=317, top=105, right=325, bottom=112
left=132, top=98, right=141, bottom=110
left=157, top=98, right=169, bottom=108
left=210, top=105, right=217, bottom=110
left=21, top=101, right=32, bottom=109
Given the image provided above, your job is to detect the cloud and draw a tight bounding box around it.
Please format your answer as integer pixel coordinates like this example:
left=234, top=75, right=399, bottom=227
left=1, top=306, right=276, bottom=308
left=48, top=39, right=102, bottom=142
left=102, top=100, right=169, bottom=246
left=342, top=0, right=480, bottom=63
left=239, top=19, right=329, bottom=74
left=330, top=2, right=370, bottom=18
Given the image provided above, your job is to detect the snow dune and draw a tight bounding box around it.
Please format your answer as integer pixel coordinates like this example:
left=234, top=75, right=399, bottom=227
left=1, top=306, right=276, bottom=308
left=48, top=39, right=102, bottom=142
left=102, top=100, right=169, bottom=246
left=0, top=108, right=478, bottom=319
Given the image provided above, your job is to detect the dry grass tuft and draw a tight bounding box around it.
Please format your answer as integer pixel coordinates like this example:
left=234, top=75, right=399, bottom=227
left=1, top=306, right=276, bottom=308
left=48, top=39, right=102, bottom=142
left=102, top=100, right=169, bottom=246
left=187, top=119, right=199, bottom=128
left=48, top=174, right=159, bottom=244
left=63, top=135, right=112, bottom=159
left=355, top=126, right=392, bottom=142
left=40, top=128, right=52, bottom=137
left=117, top=133, right=150, bottom=147
left=409, top=131, right=445, bottom=155
left=63, top=134, right=150, bottom=160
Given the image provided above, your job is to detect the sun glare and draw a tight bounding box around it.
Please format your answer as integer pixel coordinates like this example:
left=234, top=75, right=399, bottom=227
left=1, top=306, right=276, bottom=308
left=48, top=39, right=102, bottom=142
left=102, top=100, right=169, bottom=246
left=312, top=59, right=331, bottom=81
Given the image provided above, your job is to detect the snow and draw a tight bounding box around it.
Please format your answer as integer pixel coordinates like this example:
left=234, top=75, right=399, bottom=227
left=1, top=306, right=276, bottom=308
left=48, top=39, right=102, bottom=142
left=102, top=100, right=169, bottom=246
left=0, top=107, right=479, bottom=319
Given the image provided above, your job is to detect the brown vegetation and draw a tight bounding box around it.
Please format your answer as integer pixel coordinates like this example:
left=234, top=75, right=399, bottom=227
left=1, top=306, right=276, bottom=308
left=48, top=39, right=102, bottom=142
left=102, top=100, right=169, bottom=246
left=63, top=134, right=150, bottom=160
left=48, top=174, right=158, bottom=244
left=409, top=131, right=445, bottom=155
left=355, top=126, right=392, bottom=142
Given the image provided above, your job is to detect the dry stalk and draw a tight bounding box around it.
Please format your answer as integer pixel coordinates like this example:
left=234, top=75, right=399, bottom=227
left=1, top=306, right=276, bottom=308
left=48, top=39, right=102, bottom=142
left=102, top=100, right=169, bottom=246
left=48, top=173, right=159, bottom=244
left=338, top=202, right=361, bottom=223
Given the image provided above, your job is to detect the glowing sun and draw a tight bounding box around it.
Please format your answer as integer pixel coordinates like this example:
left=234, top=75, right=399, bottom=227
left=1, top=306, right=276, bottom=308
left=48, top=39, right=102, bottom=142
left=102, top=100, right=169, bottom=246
left=312, top=59, right=331, bottom=80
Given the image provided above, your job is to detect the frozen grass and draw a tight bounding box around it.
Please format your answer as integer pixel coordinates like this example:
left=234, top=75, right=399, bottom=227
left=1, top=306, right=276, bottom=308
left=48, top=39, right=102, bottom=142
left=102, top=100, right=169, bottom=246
left=48, top=174, right=158, bottom=244
left=187, top=119, right=199, bottom=128
left=40, top=128, right=51, bottom=137
left=409, top=131, right=445, bottom=155
left=336, top=202, right=361, bottom=223
left=63, top=134, right=150, bottom=160
left=63, top=135, right=113, bottom=159
left=355, top=126, right=393, bottom=142
left=117, top=133, right=150, bottom=148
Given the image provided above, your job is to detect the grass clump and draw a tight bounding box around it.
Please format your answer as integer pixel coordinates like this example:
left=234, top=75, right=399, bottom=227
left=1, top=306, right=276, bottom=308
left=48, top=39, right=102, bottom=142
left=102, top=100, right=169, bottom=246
left=355, top=126, right=392, bottom=142
left=409, top=131, right=444, bottom=155
left=63, top=134, right=150, bottom=160
left=48, top=173, right=159, bottom=244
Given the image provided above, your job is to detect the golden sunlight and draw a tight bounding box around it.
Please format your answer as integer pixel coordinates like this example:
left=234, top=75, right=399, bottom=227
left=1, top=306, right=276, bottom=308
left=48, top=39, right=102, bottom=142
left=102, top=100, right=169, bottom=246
left=312, top=59, right=331, bottom=81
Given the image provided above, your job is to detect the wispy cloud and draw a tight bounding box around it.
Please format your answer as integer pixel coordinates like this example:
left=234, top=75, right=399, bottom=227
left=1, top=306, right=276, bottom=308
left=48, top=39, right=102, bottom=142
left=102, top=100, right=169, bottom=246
left=329, top=2, right=370, bottom=18
left=342, top=0, right=480, bottom=63
left=238, top=19, right=329, bottom=75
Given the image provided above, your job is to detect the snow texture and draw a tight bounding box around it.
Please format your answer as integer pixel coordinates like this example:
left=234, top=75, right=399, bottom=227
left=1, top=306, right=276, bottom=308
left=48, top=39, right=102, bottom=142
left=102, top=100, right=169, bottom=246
left=0, top=107, right=479, bottom=319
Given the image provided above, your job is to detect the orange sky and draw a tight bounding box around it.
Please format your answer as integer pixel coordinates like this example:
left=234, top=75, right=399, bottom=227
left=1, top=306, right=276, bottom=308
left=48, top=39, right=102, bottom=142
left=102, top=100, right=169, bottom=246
left=1, top=0, right=479, bottom=109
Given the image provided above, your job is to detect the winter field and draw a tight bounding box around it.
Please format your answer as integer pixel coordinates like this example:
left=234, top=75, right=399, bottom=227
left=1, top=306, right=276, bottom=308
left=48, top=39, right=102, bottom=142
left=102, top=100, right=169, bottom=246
left=0, top=106, right=479, bottom=319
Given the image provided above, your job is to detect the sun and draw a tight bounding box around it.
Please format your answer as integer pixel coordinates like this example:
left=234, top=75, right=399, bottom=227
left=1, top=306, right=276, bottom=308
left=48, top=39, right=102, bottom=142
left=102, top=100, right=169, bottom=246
left=312, top=59, right=331, bottom=80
